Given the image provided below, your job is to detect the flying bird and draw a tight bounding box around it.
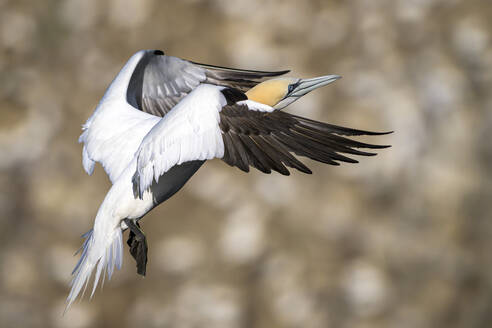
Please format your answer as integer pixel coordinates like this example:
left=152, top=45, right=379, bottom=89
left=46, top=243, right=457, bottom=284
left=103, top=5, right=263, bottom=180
left=67, top=49, right=390, bottom=310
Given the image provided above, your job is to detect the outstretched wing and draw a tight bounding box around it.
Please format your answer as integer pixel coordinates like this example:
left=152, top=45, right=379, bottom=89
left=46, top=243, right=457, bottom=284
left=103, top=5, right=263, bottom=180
left=131, top=85, right=391, bottom=197
left=218, top=103, right=391, bottom=175
left=79, top=108, right=160, bottom=183
left=130, top=53, right=289, bottom=117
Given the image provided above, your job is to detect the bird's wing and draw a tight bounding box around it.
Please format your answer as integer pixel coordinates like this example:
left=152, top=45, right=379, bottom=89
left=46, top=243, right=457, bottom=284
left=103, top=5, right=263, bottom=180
left=135, top=54, right=289, bottom=117
left=218, top=103, right=391, bottom=175
left=132, top=85, right=390, bottom=197
left=132, top=84, right=228, bottom=198
left=80, top=107, right=161, bottom=183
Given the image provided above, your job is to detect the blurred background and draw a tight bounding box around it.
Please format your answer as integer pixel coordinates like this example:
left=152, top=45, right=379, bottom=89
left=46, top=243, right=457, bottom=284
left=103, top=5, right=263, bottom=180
left=1, top=0, right=491, bottom=327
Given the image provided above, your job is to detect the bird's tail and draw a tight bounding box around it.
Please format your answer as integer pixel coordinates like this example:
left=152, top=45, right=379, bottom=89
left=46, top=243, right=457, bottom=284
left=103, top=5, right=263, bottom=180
left=65, top=214, right=123, bottom=312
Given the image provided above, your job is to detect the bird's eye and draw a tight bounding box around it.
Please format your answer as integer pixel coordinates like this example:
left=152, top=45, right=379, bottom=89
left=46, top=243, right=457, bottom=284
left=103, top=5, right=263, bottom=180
left=153, top=50, right=164, bottom=55
left=288, top=84, right=295, bottom=94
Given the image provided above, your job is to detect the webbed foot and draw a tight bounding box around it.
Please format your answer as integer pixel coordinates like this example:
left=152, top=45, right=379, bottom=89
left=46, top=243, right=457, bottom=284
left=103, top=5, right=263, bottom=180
left=124, top=219, right=148, bottom=276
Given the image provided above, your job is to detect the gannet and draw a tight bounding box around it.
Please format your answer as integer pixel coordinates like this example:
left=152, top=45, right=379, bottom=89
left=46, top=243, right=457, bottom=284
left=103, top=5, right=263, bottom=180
left=67, top=50, right=390, bottom=310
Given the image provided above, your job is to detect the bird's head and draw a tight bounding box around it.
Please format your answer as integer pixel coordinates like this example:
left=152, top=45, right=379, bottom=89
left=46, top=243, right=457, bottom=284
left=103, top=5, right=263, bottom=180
left=245, top=75, right=341, bottom=109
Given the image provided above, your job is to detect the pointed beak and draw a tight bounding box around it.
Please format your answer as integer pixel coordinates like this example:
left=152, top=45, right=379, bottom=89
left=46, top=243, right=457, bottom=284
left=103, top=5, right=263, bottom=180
left=273, top=74, right=341, bottom=109
left=287, top=75, right=341, bottom=98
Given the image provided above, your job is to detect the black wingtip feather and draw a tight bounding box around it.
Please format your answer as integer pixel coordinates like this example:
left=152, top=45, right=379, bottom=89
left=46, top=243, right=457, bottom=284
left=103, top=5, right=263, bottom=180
left=273, top=69, right=291, bottom=76
left=351, top=130, right=394, bottom=136
left=218, top=104, right=391, bottom=175
left=190, top=60, right=290, bottom=77
left=294, top=115, right=393, bottom=137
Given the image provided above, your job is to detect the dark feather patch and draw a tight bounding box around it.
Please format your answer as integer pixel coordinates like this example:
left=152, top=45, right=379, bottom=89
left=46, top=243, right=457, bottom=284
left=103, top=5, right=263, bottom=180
left=221, top=88, right=248, bottom=105
left=219, top=103, right=391, bottom=175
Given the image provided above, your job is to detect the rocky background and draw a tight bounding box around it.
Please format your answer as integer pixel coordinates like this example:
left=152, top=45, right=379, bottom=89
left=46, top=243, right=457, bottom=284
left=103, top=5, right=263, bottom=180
left=1, top=0, right=491, bottom=327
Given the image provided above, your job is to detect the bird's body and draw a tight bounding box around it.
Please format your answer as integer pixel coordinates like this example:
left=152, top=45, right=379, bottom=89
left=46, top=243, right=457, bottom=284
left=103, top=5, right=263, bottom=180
left=67, top=50, right=390, bottom=310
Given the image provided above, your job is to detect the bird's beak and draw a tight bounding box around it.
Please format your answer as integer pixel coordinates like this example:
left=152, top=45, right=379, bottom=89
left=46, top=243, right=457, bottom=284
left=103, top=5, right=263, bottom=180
left=274, top=75, right=341, bottom=109
left=288, top=75, right=341, bottom=97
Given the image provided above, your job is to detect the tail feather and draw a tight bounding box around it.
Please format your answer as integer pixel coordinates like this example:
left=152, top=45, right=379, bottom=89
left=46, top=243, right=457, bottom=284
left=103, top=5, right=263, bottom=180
left=72, top=229, right=93, bottom=272
left=65, top=227, right=123, bottom=312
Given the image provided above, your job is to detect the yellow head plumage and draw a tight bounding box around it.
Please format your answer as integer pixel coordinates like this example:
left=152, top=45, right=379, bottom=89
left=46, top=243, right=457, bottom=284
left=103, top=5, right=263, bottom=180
left=245, top=78, right=298, bottom=107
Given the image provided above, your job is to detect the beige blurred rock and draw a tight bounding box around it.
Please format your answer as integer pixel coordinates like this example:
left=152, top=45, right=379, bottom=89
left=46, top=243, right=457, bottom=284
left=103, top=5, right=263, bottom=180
left=174, top=283, right=242, bottom=328
left=155, top=235, right=204, bottom=274
left=453, top=16, right=490, bottom=61
left=213, top=0, right=313, bottom=33
left=45, top=244, right=78, bottom=285
left=342, top=260, right=390, bottom=318
left=1, top=249, right=38, bottom=295
left=416, top=57, right=467, bottom=114
left=29, top=172, right=102, bottom=232
left=0, top=10, right=35, bottom=52
left=78, top=47, right=119, bottom=91
left=0, top=299, right=44, bottom=328
left=127, top=298, right=172, bottom=328
left=314, top=194, right=359, bottom=242
left=262, top=253, right=305, bottom=293
left=108, top=0, right=154, bottom=29
left=188, top=164, right=250, bottom=210
left=226, top=29, right=281, bottom=69
left=0, top=76, right=61, bottom=170
left=253, top=173, right=297, bottom=207
left=219, top=204, right=266, bottom=264
left=395, top=0, right=434, bottom=23
left=377, top=87, right=426, bottom=178
left=52, top=300, right=96, bottom=328
left=308, top=7, right=349, bottom=48
left=59, top=0, right=100, bottom=32
left=272, top=287, right=324, bottom=328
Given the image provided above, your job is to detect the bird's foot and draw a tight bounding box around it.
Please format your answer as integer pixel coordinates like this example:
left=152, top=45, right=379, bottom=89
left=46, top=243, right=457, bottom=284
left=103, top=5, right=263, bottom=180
left=124, top=219, right=148, bottom=276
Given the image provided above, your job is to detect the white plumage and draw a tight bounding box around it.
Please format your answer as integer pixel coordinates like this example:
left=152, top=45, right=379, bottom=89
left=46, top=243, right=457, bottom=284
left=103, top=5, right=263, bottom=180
left=133, top=84, right=228, bottom=197
left=80, top=108, right=160, bottom=182
left=80, top=51, right=161, bottom=183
